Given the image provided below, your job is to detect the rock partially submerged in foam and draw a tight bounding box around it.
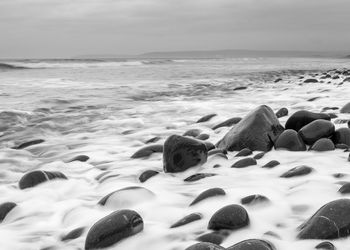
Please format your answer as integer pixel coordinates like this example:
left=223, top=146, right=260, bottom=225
left=170, top=212, right=202, bottom=228
left=216, top=105, right=284, bottom=152
left=298, top=120, right=335, bottom=145
left=212, top=117, right=242, bottom=130
left=196, top=113, right=217, bottom=123
left=340, top=102, right=350, bottom=113
left=185, top=242, right=225, bottom=250
left=19, top=170, right=67, bottom=189
left=285, top=110, right=330, bottom=131
left=131, top=144, right=163, bottom=158
left=310, top=138, right=335, bottom=151
left=13, top=139, right=45, bottom=149
left=208, top=204, right=249, bottom=230
left=0, top=202, right=16, bottom=223
left=226, top=239, right=275, bottom=250
left=190, top=188, right=226, bottom=206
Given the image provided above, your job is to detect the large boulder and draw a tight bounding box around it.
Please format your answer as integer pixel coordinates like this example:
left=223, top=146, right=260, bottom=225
left=274, top=129, right=306, bottom=151
left=285, top=110, right=330, bottom=131
left=298, top=120, right=335, bottom=145
left=226, top=239, right=275, bottom=250
left=216, top=105, right=284, bottom=152
left=85, top=210, right=143, bottom=250
left=163, top=135, right=208, bottom=173
left=298, top=199, right=350, bottom=239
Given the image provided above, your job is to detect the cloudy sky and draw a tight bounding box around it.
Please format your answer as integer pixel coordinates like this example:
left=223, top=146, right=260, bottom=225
left=0, top=0, right=349, bottom=58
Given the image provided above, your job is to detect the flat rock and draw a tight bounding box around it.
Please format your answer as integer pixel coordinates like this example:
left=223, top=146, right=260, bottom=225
left=183, top=129, right=202, bottom=137
left=280, top=165, right=313, bottom=178
left=131, top=144, right=163, bottom=158
left=68, top=155, right=89, bottom=162
left=285, top=110, right=330, bottom=131
left=61, top=227, right=85, bottom=242
left=190, top=188, right=226, bottom=206
left=170, top=213, right=202, bottom=228
left=304, top=78, right=318, bottom=83
left=235, top=148, right=252, bottom=157
left=231, top=158, right=257, bottom=168
left=241, top=194, right=270, bottom=205
left=184, top=173, right=216, bottom=182
left=253, top=152, right=265, bottom=159
left=208, top=204, right=249, bottom=230
left=14, top=139, right=45, bottom=149
left=261, top=160, right=280, bottom=169
left=197, top=114, right=217, bottom=123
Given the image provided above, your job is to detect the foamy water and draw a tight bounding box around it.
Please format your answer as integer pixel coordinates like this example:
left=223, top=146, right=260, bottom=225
left=0, top=57, right=350, bottom=250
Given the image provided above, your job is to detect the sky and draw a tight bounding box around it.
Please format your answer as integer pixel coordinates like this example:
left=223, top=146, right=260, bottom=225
left=0, top=0, right=349, bottom=58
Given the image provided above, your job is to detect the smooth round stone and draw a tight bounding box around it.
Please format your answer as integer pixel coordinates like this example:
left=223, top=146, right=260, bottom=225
left=98, top=186, right=155, bottom=208
left=253, top=152, right=265, bottom=159
left=0, top=202, right=16, bottom=222
left=280, top=165, right=313, bottom=178
left=196, top=114, right=217, bottom=123
left=241, top=194, right=269, bottom=206
left=315, top=241, right=335, bottom=250
left=340, top=103, right=350, bottom=113
left=332, top=128, right=350, bottom=146
left=226, top=239, right=275, bottom=250
left=196, top=134, right=210, bottom=141
left=231, top=158, right=257, bottom=168
left=235, top=148, right=252, bottom=157
left=212, top=117, right=242, bottom=130
left=85, top=210, right=143, bottom=250
left=138, top=170, right=159, bottom=183
left=274, top=129, right=306, bottom=151
left=208, top=204, right=249, bottom=230
left=276, top=107, right=288, bottom=118
left=196, top=231, right=229, bottom=245
left=261, top=160, right=280, bottom=169
left=298, top=199, right=350, bottom=239
left=285, top=110, right=330, bottom=131
left=183, top=129, right=202, bottom=137
left=19, top=170, right=67, bottom=189
left=61, top=227, right=85, bottom=241
left=131, top=144, right=163, bottom=158
left=190, top=188, right=226, bottom=206
left=338, top=182, right=350, bottom=194
left=185, top=242, right=225, bottom=250
left=298, top=120, right=335, bottom=145
left=163, top=135, right=208, bottom=173
left=184, top=173, right=216, bottom=182
left=310, top=138, right=335, bottom=151
left=304, top=78, right=318, bottom=83
left=170, top=213, right=202, bottom=228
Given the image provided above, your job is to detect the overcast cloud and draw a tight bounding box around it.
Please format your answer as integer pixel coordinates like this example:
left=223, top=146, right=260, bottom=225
left=0, top=0, right=349, bottom=58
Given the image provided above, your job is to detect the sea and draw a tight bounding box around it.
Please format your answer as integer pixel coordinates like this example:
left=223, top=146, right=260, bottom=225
left=0, top=57, right=350, bottom=250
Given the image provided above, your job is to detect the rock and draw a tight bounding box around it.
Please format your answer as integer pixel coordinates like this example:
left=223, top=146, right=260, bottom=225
left=310, top=138, right=335, bottom=151
left=185, top=242, right=225, bottom=250
left=0, top=202, right=16, bottom=222
left=208, top=149, right=227, bottom=156
left=184, top=173, right=216, bottom=182
left=209, top=153, right=228, bottom=160
left=280, top=165, right=313, bottom=178
left=285, top=110, right=330, bottom=131
left=235, top=148, right=252, bottom=157
left=253, top=152, right=265, bottom=159
left=304, top=79, right=318, bottom=83
left=208, top=204, right=249, bottom=230
left=231, top=158, right=257, bottom=168
left=196, top=231, right=227, bottom=245
left=61, top=227, right=85, bottom=241
left=298, top=120, right=335, bottom=145
left=337, top=143, right=349, bottom=149
left=98, top=186, right=155, bottom=208
left=332, top=128, right=350, bottom=146
left=261, top=160, right=280, bottom=169
left=19, top=170, right=67, bottom=189
left=233, top=86, right=247, bottom=91
left=226, top=239, right=275, bottom=250
left=276, top=107, right=288, bottom=118
left=190, top=188, right=226, bottom=206
left=68, top=155, right=89, bottom=162
left=145, top=136, right=161, bottom=144
left=349, top=121, right=350, bottom=128
left=204, top=141, right=215, bottom=151
left=315, top=241, right=335, bottom=250
left=216, top=105, right=284, bottom=152
left=170, top=213, right=202, bottom=228
left=241, top=194, right=269, bottom=205
left=196, top=134, right=210, bottom=141
left=183, top=129, right=202, bottom=137
left=274, top=130, right=307, bottom=151
left=212, top=117, right=242, bottom=130
left=13, top=139, right=45, bottom=149
left=340, top=103, right=350, bottom=113
left=338, top=182, right=350, bottom=194
left=139, top=170, right=159, bottom=183
left=298, top=199, right=350, bottom=239
left=85, top=210, right=143, bottom=250
left=163, top=135, right=208, bottom=173
left=197, top=114, right=217, bottom=123
left=131, top=144, right=163, bottom=158
left=274, top=78, right=282, bottom=83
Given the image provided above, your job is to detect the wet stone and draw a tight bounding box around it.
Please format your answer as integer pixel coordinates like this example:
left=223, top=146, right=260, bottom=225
left=280, top=165, right=313, bottom=178
left=315, top=241, right=336, bottom=250
left=253, top=152, right=265, bottom=159
left=19, top=170, right=67, bottom=189
left=139, top=170, right=159, bottom=183
left=235, top=148, right=252, bottom=157
left=261, top=160, right=280, bottom=169
left=131, top=144, right=163, bottom=158
left=61, top=227, right=85, bottom=242
left=183, top=129, right=202, bottom=137
left=226, top=239, right=275, bottom=250
left=170, top=213, right=202, bottom=228
left=212, top=117, right=242, bottom=130
left=208, top=204, right=249, bottom=231
left=276, top=107, right=288, bottom=118
left=231, top=158, right=257, bottom=168
left=184, top=173, right=216, bottom=182
left=190, top=188, right=226, bottom=206
left=241, top=194, right=270, bottom=206
left=338, top=182, right=350, bottom=194
left=285, top=110, right=330, bottom=131
left=68, top=155, right=89, bottom=162
left=0, top=202, right=16, bottom=222
left=13, top=139, right=45, bottom=149
left=196, top=114, right=217, bottom=123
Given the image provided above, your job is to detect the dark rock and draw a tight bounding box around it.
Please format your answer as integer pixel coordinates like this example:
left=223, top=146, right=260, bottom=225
left=61, top=227, right=85, bottom=241
left=334, top=119, right=350, bottom=125
left=208, top=204, right=249, bottom=230
left=213, top=164, right=221, bottom=168
left=0, top=202, right=16, bottom=222
left=310, top=138, right=335, bottom=151
left=208, top=149, right=227, bottom=156
left=333, top=173, right=346, bottom=178
left=197, top=114, right=217, bottom=123
left=14, top=139, right=45, bottom=149
left=183, top=129, right=202, bottom=137
left=340, top=103, right=350, bottom=113
left=185, top=242, right=225, bottom=250
left=184, top=173, right=216, bottom=182
left=315, top=241, right=335, bottom=250
left=85, top=210, right=143, bottom=250
left=332, top=75, right=340, bottom=79
left=308, top=97, right=322, bottom=102
left=209, top=153, right=228, bottom=160
left=280, top=165, right=313, bottom=178
left=196, top=134, right=210, bottom=141
left=261, top=160, right=280, bottom=169
left=19, top=170, right=67, bottom=189
left=304, top=79, right=318, bottom=83
left=163, top=135, right=208, bottom=173
left=253, top=152, right=265, bottom=159
left=68, top=155, right=89, bottom=162
left=204, top=141, right=215, bottom=151
left=332, top=128, right=350, bottom=146
left=231, top=158, right=257, bottom=168
left=190, top=188, right=226, bottom=206
left=212, top=117, right=242, bottom=130
left=139, top=170, right=159, bottom=183
left=322, top=107, right=338, bottom=112
left=226, top=239, right=275, bottom=250
left=216, top=105, right=284, bottom=152
left=235, top=148, right=252, bottom=157
left=336, top=143, right=349, bottom=150
left=276, top=107, right=288, bottom=118
left=274, top=78, right=282, bottom=83
left=233, top=86, right=247, bottom=91
left=196, top=231, right=226, bottom=245
left=170, top=213, right=202, bottom=228
left=241, top=194, right=269, bottom=205
left=298, top=199, right=350, bottom=239
left=285, top=110, right=330, bottom=131
left=338, top=182, right=350, bottom=194
left=328, top=113, right=337, bottom=119
left=298, top=120, right=335, bottom=145
left=131, top=144, right=163, bottom=158
left=145, top=136, right=161, bottom=144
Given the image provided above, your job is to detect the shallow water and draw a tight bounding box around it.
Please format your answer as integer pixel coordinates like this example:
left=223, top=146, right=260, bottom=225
left=0, top=57, right=350, bottom=250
